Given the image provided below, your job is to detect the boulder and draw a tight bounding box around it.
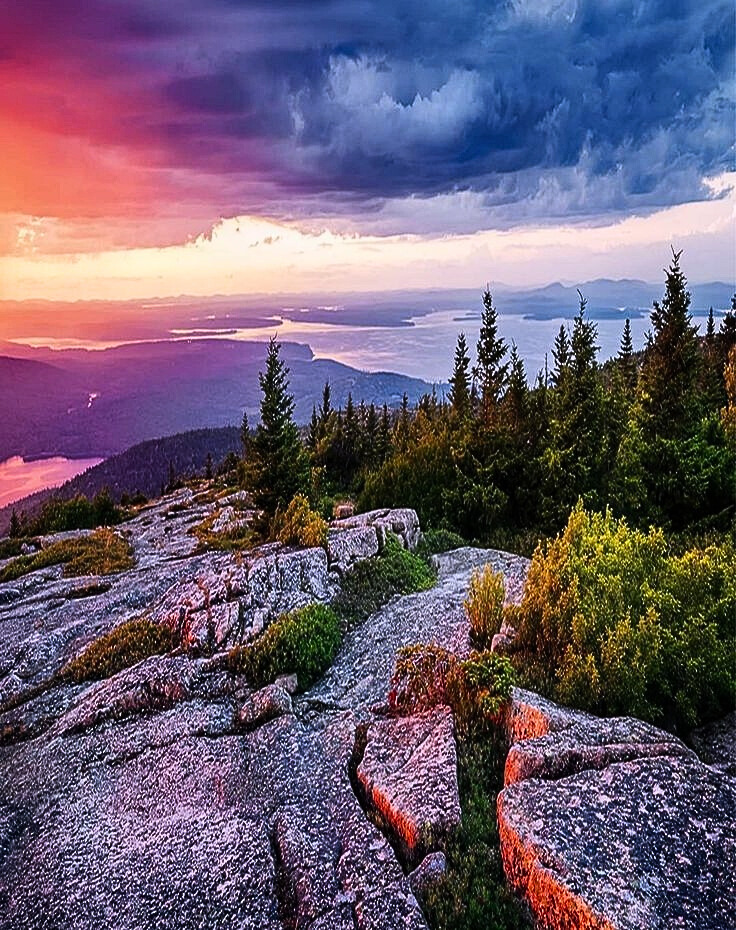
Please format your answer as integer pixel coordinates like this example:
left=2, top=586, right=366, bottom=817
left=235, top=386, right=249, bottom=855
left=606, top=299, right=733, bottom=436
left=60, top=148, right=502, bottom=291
left=356, top=707, right=461, bottom=861
left=237, top=684, right=292, bottom=730
left=498, top=690, right=736, bottom=930
left=327, top=525, right=380, bottom=573
left=408, top=851, right=447, bottom=901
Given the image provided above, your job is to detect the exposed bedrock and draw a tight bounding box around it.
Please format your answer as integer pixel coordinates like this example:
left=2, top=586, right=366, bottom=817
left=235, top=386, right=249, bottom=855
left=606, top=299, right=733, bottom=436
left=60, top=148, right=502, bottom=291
left=0, top=490, right=529, bottom=930
left=498, top=690, right=736, bottom=930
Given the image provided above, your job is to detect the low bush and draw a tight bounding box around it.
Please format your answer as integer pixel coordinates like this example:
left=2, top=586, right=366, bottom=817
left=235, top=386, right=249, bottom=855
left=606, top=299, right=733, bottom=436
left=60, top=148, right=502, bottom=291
left=61, top=618, right=177, bottom=683
left=511, top=503, right=736, bottom=731
left=228, top=603, right=341, bottom=689
left=415, top=528, right=466, bottom=559
left=422, top=734, right=530, bottom=930
left=389, top=644, right=457, bottom=715
left=0, top=529, right=134, bottom=583
left=333, top=535, right=436, bottom=626
left=26, top=490, right=125, bottom=535
left=192, top=510, right=258, bottom=552
left=464, top=564, right=505, bottom=649
left=388, top=644, right=515, bottom=737
left=272, top=494, right=328, bottom=548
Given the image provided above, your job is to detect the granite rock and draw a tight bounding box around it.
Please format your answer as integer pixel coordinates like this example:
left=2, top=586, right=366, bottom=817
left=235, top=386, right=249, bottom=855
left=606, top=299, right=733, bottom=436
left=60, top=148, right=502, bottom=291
left=357, top=707, right=461, bottom=862
left=498, top=690, right=736, bottom=930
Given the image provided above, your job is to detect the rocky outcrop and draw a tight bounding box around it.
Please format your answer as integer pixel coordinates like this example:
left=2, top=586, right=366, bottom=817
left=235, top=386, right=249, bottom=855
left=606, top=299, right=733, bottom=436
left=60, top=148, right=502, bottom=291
left=0, top=490, right=423, bottom=711
left=356, top=707, right=461, bottom=863
left=498, top=690, right=736, bottom=930
left=1, top=494, right=529, bottom=930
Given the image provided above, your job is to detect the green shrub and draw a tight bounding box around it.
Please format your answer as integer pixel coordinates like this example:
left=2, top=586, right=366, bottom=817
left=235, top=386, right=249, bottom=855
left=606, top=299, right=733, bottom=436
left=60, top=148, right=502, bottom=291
left=62, top=618, right=177, bottom=683
left=511, top=503, right=736, bottom=731
left=422, top=735, right=530, bottom=930
left=333, top=535, right=436, bottom=626
left=388, top=644, right=515, bottom=738
left=228, top=603, right=341, bottom=689
left=464, top=565, right=505, bottom=649
left=272, top=494, right=328, bottom=548
left=0, top=529, right=134, bottom=583
left=27, top=490, right=124, bottom=535
left=447, top=651, right=516, bottom=737
left=389, top=644, right=457, bottom=715
left=415, top=528, right=466, bottom=559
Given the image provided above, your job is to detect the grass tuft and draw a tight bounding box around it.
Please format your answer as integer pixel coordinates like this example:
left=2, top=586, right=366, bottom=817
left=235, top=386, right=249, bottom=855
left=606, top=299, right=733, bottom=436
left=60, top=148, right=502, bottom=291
left=61, top=618, right=177, bottom=683
left=0, top=529, right=134, bottom=583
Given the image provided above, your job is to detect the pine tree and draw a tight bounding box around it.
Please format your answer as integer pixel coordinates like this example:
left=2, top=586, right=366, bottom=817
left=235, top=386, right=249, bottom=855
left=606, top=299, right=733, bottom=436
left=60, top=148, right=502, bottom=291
left=638, top=248, right=701, bottom=439
left=205, top=453, right=213, bottom=480
left=396, top=393, right=411, bottom=449
left=571, top=290, right=599, bottom=375
left=378, top=403, right=391, bottom=462
left=706, top=307, right=716, bottom=344
left=503, top=342, right=528, bottom=427
left=474, top=288, right=508, bottom=418
left=308, top=405, right=319, bottom=450
left=9, top=509, right=21, bottom=538
left=617, top=317, right=637, bottom=393
left=318, top=381, right=332, bottom=440
left=240, top=410, right=250, bottom=456
left=449, top=332, right=472, bottom=418
left=248, top=337, right=309, bottom=513
left=551, top=325, right=571, bottom=387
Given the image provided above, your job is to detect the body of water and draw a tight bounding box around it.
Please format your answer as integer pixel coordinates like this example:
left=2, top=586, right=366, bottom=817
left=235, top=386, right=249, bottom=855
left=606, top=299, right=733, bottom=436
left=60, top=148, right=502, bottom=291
left=225, top=308, right=663, bottom=383
left=0, top=456, right=104, bottom=509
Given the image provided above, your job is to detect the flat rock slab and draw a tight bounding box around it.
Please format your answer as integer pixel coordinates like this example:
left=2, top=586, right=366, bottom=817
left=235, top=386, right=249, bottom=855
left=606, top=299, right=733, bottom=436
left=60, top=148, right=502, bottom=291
left=498, top=690, right=736, bottom=930
left=499, top=755, right=736, bottom=930
left=357, top=707, right=461, bottom=860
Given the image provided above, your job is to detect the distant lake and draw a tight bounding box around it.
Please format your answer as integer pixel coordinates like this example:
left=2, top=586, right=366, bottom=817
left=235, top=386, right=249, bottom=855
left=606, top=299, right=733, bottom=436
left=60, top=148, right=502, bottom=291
left=225, top=309, right=662, bottom=383
left=0, top=456, right=103, bottom=509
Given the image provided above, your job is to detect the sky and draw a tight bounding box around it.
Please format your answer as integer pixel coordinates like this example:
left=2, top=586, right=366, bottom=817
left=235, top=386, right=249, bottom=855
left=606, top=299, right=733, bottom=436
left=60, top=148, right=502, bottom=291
left=1, top=0, right=734, bottom=300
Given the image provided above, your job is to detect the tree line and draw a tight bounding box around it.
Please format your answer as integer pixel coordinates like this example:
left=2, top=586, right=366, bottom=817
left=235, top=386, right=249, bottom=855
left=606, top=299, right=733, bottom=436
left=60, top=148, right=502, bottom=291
left=241, top=249, right=736, bottom=547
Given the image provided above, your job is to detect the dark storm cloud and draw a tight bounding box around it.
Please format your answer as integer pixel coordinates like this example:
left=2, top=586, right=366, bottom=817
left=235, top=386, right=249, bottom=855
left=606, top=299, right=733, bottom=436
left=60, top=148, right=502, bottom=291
left=5, top=0, right=734, bottom=224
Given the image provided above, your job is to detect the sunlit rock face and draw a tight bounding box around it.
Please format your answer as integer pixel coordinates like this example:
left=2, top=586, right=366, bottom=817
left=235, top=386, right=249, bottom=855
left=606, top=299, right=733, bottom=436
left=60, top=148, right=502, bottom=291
left=498, top=690, right=736, bottom=930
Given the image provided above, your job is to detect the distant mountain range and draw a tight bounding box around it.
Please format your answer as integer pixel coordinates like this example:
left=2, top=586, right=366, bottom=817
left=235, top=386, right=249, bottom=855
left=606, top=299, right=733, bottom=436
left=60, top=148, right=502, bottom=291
left=0, top=339, right=432, bottom=461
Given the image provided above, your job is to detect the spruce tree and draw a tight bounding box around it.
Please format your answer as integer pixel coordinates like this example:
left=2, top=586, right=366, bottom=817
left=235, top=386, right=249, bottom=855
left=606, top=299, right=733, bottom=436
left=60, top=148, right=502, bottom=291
left=449, top=332, right=472, bottom=418
left=618, top=318, right=637, bottom=393
left=551, top=325, right=571, bottom=387
left=474, top=288, right=508, bottom=418
left=638, top=249, right=701, bottom=439
left=240, top=410, right=250, bottom=456
left=9, top=509, right=21, bottom=538
left=248, top=337, right=309, bottom=514
left=503, top=342, right=528, bottom=426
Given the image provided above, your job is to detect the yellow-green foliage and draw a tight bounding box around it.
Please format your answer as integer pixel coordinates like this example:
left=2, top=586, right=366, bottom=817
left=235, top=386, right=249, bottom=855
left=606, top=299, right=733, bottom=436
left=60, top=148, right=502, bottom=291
left=229, top=603, right=341, bottom=689
left=192, top=507, right=259, bottom=551
left=0, top=528, right=134, bottom=583
left=62, top=618, right=177, bottom=683
left=273, top=494, right=328, bottom=548
left=512, top=503, right=736, bottom=730
left=464, top=564, right=505, bottom=649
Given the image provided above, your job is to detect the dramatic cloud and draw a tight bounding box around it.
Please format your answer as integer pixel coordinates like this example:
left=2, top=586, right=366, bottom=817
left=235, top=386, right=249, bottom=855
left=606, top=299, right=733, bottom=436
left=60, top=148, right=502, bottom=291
left=0, top=0, right=733, bottom=252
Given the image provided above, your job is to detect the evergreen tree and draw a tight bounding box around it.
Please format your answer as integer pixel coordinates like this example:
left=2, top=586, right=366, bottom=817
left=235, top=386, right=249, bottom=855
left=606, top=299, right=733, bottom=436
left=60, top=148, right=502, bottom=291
left=551, top=325, right=571, bottom=387
left=638, top=248, right=701, bottom=440
left=396, top=393, right=411, bottom=449
left=617, top=317, right=637, bottom=393
left=503, top=343, right=528, bottom=427
left=716, top=297, right=736, bottom=368
left=474, top=288, right=508, bottom=418
left=378, top=403, right=391, bottom=462
left=9, top=509, right=21, bottom=538
left=308, top=405, right=319, bottom=450
left=449, top=332, right=472, bottom=418
left=240, top=410, right=250, bottom=456
left=248, top=337, right=309, bottom=513
left=706, top=307, right=716, bottom=344
left=205, top=453, right=213, bottom=481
